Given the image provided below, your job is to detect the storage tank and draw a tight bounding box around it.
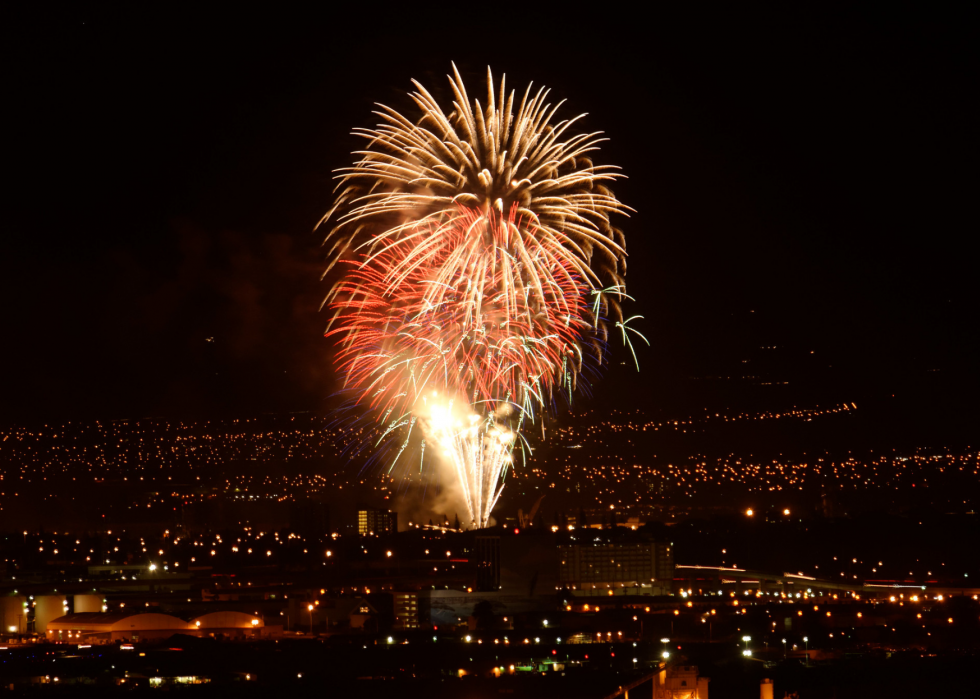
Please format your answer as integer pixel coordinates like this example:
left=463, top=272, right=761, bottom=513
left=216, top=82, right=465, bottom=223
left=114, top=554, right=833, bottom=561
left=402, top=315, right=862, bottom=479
left=73, top=594, right=104, bottom=613
left=33, top=596, right=68, bottom=633
left=0, top=596, right=28, bottom=634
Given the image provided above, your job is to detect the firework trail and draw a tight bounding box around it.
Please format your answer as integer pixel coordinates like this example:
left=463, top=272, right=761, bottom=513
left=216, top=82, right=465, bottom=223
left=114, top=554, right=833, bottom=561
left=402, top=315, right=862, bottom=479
left=321, top=65, right=644, bottom=527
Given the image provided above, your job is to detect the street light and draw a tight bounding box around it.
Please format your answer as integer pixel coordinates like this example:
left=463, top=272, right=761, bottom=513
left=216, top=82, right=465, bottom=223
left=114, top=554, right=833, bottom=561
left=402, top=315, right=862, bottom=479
left=781, top=638, right=787, bottom=659
left=307, top=604, right=314, bottom=635
left=803, top=636, right=809, bottom=666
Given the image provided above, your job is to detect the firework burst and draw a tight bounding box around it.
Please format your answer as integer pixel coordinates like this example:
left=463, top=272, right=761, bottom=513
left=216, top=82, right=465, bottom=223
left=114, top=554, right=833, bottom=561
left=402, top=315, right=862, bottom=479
left=322, top=65, right=642, bottom=526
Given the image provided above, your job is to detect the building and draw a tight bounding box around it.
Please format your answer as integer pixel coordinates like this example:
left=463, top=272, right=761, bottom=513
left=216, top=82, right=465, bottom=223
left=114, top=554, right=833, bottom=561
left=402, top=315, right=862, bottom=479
left=357, top=507, right=398, bottom=535
left=0, top=596, right=28, bottom=634
left=475, top=535, right=500, bottom=591
left=656, top=664, right=709, bottom=698
left=290, top=500, right=330, bottom=534
left=558, top=531, right=673, bottom=596
left=33, top=596, right=69, bottom=634
left=45, top=611, right=264, bottom=643
left=418, top=588, right=552, bottom=628
left=188, top=611, right=266, bottom=638
left=46, top=612, right=190, bottom=643
left=348, top=597, right=382, bottom=632
left=393, top=592, right=419, bottom=629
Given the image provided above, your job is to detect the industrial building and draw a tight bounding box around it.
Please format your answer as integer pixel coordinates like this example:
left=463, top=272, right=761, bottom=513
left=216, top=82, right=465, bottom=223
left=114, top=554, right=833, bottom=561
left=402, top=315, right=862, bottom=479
left=44, top=611, right=264, bottom=643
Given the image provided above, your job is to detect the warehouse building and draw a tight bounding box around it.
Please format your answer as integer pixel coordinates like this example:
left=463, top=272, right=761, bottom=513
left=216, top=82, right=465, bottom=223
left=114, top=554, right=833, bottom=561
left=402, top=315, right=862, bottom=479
left=45, top=611, right=264, bottom=643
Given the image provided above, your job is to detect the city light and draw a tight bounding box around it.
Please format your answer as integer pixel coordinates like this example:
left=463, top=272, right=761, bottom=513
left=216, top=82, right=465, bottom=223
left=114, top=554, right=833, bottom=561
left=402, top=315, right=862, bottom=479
left=3, top=24, right=976, bottom=698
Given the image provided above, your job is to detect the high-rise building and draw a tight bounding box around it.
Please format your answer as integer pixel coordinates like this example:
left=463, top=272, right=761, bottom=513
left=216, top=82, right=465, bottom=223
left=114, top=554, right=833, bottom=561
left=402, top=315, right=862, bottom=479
left=475, top=536, right=501, bottom=591
left=558, top=533, right=673, bottom=595
left=357, top=507, right=398, bottom=535
left=393, top=592, right=419, bottom=629
left=290, top=500, right=330, bottom=535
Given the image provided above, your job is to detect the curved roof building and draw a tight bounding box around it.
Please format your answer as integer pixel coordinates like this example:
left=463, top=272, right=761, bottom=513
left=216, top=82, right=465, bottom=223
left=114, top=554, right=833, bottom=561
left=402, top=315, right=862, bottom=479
left=46, top=611, right=264, bottom=643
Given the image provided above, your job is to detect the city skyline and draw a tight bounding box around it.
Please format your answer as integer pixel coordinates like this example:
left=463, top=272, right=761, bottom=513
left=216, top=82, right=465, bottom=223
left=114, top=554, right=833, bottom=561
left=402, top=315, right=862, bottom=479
left=2, top=7, right=977, bottom=696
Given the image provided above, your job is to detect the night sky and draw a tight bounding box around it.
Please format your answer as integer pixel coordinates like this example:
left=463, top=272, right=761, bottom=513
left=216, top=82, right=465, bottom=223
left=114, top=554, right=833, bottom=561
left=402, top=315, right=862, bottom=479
left=5, top=6, right=976, bottom=437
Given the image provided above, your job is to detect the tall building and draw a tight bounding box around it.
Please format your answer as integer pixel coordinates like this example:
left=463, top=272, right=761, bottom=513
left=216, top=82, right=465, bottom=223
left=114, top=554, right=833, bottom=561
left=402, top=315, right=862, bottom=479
left=290, top=500, right=330, bottom=535
left=357, top=507, right=398, bottom=535
left=475, top=536, right=500, bottom=591
left=392, top=592, right=419, bottom=630
left=558, top=532, right=673, bottom=596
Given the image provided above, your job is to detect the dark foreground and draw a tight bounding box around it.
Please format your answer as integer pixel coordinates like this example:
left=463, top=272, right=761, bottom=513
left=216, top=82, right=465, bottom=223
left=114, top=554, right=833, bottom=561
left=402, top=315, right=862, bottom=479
left=1, top=637, right=977, bottom=698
